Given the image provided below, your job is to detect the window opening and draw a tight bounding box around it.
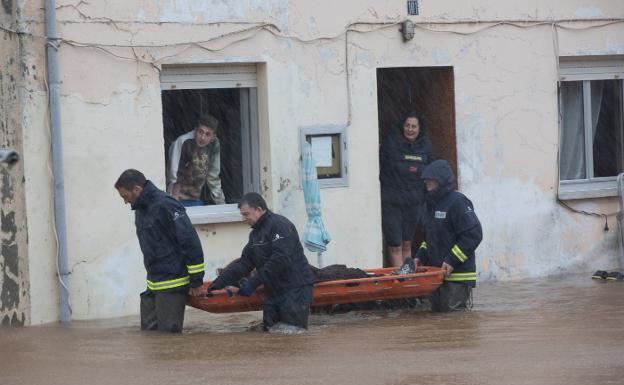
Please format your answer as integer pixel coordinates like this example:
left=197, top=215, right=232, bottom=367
left=160, top=64, right=260, bottom=223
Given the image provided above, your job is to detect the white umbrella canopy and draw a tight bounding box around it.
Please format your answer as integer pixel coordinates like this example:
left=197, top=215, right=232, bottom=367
left=301, top=142, right=331, bottom=267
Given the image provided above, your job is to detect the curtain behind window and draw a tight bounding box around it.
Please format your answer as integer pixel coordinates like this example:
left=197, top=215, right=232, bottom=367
left=560, top=81, right=585, bottom=180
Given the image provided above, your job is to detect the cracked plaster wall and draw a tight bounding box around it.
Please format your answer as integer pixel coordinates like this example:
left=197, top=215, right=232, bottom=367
left=14, top=0, right=624, bottom=322
left=0, top=0, right=30, bottom=326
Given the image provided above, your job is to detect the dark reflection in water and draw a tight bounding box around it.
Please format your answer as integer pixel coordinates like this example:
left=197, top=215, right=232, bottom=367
left=1, top=275, right=623, bottom=385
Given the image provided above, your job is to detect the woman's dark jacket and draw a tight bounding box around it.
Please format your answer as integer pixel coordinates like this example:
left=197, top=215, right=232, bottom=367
left=380, top=131, right=434, bottom=206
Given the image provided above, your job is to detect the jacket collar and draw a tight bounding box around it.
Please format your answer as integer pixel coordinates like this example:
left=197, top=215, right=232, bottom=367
left=394, top=130, right=427, bottom=147
left=252, top=210, right=272, bottom=229
left=131, top=180, right=158, bottom=210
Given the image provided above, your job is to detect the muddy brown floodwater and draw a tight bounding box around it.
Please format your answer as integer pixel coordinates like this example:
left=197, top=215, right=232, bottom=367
left=1, top=275, right=623, bottom=385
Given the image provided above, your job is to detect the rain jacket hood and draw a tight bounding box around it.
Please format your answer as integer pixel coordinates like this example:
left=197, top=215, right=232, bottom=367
left=422, top=160, right=455, bottom=202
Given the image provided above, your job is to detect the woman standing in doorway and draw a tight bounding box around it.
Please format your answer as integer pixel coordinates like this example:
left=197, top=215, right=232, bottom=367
left=380, top=111, right=434, bottom=267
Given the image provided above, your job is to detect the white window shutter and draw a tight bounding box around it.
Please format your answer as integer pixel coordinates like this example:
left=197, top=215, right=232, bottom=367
left=161, top=64, right=257, bottom=90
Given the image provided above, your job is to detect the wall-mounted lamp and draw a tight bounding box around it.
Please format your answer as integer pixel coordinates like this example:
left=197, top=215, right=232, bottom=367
left=400, top=20, right=415, bottom=42
left=0, top=148, right=19, bottom=165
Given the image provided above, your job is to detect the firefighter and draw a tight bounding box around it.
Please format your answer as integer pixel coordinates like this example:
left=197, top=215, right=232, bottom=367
left=115, top=169, right=205, bottom=332
left=208, top=192, right=315, bottom=330
left=405, top=160, right=482, bottom=311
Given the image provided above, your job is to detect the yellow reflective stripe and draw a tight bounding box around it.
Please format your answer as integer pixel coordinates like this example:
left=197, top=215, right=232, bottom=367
left=146, top=276, right=190, bottom=291
left=187, top=262, right=205, bottom=274
left=445, top=277, right=476, bottom=282
left=420, top=242, right=427, bottom=250
left=445, top=272, right=477, bottom=282
left=451, top=244, right=468, bottom=263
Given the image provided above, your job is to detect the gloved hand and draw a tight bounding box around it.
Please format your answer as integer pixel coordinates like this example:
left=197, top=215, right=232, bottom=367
left=393, top=257, right=416, bottom=275
left=237, top=279, right=257, bottom=297
left=207, top=279, right=224, bottom=292
left=441, top=261, right=454, bottom=277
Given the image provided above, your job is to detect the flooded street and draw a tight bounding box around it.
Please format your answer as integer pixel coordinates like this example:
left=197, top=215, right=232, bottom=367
left=1, top=275, right=623, bottom=385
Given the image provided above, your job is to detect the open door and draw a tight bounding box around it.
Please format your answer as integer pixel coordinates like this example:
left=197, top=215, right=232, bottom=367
left=376, top=66, right=457, bottom=266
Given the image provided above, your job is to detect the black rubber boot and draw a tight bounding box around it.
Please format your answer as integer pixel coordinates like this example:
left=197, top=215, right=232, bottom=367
left=606, top=271, right=624, bottom=281
left=592, top=270, right=608, bottom=280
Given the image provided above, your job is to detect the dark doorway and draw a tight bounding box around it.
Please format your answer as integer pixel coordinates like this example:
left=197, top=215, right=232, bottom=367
left=376, top=66, right=457, bottom=266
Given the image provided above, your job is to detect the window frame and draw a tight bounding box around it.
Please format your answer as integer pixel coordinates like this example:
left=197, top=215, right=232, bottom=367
left=558, top=56, right=624, bottom=200
left=299, top=124, right=349, bottom=188
left=160, top=64, right=261, bottom=224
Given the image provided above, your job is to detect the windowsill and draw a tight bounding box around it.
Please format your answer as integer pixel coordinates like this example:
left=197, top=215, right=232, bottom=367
left=318, top=178, right=349, bottom=188
left=558, top=178, right=619, bottom=200
left=186, top=204, right=243, bottom=225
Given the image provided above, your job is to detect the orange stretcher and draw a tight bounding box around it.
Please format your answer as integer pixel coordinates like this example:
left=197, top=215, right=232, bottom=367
left=187, top=266, right=445, bottom=313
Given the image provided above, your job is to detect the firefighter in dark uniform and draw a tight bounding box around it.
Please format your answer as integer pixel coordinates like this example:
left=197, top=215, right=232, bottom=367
left=208, top=192, right=315, bottom=330
left=115, top=169, right=205, bottom=332
left=380, top=111, right=434, bottom=267
left=405, top=160, right=482, bottom=311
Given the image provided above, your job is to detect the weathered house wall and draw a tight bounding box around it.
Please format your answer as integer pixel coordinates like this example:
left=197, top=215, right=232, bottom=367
left=0, top=0, right=30, bottom=325
left=7, top=0, right=624, bottom=324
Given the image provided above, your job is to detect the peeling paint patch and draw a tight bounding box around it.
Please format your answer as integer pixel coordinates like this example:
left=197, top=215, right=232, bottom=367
left=606, top=41, right=624, bottom=55
left=1, top=312, right=24, bottom=326
left=136, top=7, right=146, bottom=22
left=1, top=210, right=16, bottom=243
left=319, top=46, right=337, bottom=63
left=0, top=271, right=19, bottom=311
left=354, top=51, right=375, bottom=68
left=1, top=204, right=20, bottom=318
left=0, top=9, right=27, bottom=326
left=455, top=112, right=486, bottom=185
left=158, top=0, right=290, bottom=25
left=278, top=177, right=291, bottom=192
left=1, top=0, right=12, bottom=15
left=307, top=16, right=319, bottom=36
left=262, top=179, right=269, bottom=193
left=2, top=244, right=18, bottom=276
left=574, top=7, right=603, bottom=18
left=431, top=48, right=451, bottom=64
left=1, top=168, right=14, bottom=201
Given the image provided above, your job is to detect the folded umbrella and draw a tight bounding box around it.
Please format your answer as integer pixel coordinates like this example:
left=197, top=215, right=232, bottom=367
left=301, top=142, right=331, bottom=265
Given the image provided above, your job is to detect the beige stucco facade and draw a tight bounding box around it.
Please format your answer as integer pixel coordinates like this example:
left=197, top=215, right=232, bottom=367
left=1, top=0, right=623, bottom=324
